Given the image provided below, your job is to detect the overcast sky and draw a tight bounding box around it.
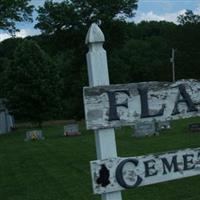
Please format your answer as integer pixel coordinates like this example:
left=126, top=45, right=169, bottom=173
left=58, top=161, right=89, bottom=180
left=0, top=0, right=200, bottom=41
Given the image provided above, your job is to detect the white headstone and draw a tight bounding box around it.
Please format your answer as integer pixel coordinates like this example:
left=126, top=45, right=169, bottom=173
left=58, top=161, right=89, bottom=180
left=134, top=121, right=157, bottom=137
left=156, top=121, right=171, bottom=131
left=25, top=130, right=44, bottom=141
left=64, top=122, right=80, bottom=136
left=0, top=100, right=14, bottom=134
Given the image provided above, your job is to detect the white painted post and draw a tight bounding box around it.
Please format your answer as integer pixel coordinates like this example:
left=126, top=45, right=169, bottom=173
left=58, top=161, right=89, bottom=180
left=85, top=23, right=122, bottom=200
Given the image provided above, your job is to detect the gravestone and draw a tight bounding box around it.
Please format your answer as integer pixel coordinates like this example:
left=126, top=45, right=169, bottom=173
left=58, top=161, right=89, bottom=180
left=133, top=121, right=157, bottom=137
left=25, top=130, right=44, bottom=141
left=64, top=121, right=80, bottom=136
left=0, top=99, right=15, bottom=134
left=188, top=123, right=200, bottom=132
left=156, top=121, right=171, bottom=131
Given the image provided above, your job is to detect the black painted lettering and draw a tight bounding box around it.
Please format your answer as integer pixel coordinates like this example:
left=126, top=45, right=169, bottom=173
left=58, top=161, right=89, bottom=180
left=138, top=87, right=165, bottom=118
left=161, top=156, right=179, bottom=175
left=116, top=159, right=142, bottom=189
left=96, top=164, right=110, bottom=187
left=172, top=84, right=197, bottom=115
left=198, top=152, right=200, bottom=161
left=107, top=90, right=130, bottom=121
left=144, top=159, right=158, bottom=177
left=183, top=154, right=195, bottom=171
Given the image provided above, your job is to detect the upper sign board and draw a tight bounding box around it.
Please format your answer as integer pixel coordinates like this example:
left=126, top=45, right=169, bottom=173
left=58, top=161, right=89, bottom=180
left=83, top=79, right=200, bottom=130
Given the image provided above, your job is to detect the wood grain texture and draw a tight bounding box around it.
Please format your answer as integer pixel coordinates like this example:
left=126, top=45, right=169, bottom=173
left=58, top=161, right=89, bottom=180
left=85, top=23, right=122, bottom=200
left=91, top=147, right=200, bottom=194
left=84, top=79, right=200, bottom=130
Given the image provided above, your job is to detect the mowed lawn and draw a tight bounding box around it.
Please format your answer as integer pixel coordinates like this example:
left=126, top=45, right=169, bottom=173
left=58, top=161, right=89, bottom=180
left=1, top=118, right=200, bottom=200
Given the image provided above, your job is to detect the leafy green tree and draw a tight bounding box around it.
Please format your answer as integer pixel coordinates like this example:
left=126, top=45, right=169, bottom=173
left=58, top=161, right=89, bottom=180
left=177, top=10, right=200, bottom=25
left=0, top=0, right=34, bottom=34
left=5, top=40, right=62, bottom=126
left=0, top=38, right=23, bottom=58
left=54, top=49, right=88, bottom=119
left=173, top=24, right=200, bottom=79
left=0, top=38, right=23, bottom=98
left=35, top=0, right=79, bottom=34
left=0, top=58, right=10, bottom=97
left=109, top=36, right=171, bottom=83
left=35, top=0, right=138, bottom=34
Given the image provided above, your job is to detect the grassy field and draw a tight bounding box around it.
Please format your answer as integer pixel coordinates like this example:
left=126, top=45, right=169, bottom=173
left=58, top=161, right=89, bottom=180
left=1, top=118, right=200, bottom=200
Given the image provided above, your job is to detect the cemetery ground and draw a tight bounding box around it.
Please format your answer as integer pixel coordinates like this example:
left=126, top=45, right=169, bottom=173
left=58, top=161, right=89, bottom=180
left=1, top=118, right=200, bottom=200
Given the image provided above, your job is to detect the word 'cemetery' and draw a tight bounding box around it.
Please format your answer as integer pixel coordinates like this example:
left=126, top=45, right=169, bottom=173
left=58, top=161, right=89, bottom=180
left=91, top=148, right=200, bottom=194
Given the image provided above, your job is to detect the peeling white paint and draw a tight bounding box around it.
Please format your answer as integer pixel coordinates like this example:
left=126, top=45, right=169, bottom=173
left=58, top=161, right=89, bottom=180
left=84, top=79, right=200, bottom=130
left=91, top=147, right=200, bottom=194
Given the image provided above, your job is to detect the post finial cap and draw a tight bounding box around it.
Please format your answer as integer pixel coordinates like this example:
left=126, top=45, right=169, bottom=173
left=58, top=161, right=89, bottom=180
left=85, top=23, right=105, bottom=45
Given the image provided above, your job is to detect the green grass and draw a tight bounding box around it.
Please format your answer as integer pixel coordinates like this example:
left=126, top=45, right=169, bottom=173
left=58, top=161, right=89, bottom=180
left=1, top=118, right=200, bottom=200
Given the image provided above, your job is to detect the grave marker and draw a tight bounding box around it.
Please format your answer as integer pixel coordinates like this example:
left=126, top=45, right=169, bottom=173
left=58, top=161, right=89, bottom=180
left=25, top=130, right=44, bottom=141
left=133, top=121, right=157, bottom=137
left=188, top=123, right=200, bottom=132
left=0, top=99, right=15, bottom=134
left=64, top=121, right=80, bottom=136
left=157, top=121, right=171, bottom=131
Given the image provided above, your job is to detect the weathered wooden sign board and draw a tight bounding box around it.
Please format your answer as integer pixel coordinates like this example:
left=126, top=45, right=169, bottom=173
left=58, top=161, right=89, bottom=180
left=84, top=23, right=200, bottom=200
left=90, top=147, right=200, bottom=194
left=84, top=79, right=200, bottom=130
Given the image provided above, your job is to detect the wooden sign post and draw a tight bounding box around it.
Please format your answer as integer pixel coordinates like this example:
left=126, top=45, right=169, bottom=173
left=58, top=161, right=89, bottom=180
left=85, top=23, right=122, bottom=200
left=84, top=23, right=200, bottom=199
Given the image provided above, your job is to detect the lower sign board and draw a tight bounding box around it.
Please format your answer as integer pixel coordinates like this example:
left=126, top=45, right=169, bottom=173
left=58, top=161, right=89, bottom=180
left=90, top=147, right=200, bottom=194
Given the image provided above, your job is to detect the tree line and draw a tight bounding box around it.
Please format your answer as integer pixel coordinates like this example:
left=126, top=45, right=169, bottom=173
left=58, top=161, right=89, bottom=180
left=0, top=0, right=200, bottom=125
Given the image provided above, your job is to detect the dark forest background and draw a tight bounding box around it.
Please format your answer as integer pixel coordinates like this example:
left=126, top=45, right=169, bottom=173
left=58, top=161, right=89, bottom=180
left=0, top=0, right=200, bottom=125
